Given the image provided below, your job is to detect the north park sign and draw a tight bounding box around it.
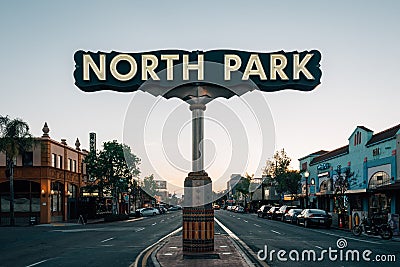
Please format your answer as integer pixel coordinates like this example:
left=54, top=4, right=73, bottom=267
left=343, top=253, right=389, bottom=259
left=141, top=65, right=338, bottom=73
left=73, top=49, right=322, bottom=93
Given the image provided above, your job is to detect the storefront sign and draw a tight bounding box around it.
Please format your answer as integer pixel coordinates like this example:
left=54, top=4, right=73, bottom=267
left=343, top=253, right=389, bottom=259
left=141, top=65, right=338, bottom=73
left=74, top=49, right=322, bottom=93
left=317, top=163, right=330, bottom=171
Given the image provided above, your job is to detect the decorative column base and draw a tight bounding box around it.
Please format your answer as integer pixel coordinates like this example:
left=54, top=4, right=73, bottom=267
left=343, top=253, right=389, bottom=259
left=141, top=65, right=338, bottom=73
left=182, top=171, right=214, bottom=253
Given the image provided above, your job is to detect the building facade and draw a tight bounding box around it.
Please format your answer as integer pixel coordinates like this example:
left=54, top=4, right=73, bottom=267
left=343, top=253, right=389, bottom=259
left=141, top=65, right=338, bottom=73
left=0, top=123, right=88, bottom=225
left=299, top=124, right=400, bottom=227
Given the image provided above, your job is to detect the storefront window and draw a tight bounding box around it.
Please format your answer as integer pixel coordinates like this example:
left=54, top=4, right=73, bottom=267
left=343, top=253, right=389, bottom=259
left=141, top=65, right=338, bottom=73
left=368, top=171, right=390, bottom=189
left=51, top=182, right=63, bottom=213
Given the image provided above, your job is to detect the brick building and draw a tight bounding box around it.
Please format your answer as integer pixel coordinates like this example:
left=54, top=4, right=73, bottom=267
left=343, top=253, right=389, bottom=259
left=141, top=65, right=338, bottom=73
left=0, top=123, right=88, bottom=225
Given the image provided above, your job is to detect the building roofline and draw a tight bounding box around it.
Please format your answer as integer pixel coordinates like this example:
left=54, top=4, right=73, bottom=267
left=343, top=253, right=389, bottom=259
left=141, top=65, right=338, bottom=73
left=309, top=145, right=349, bottom=165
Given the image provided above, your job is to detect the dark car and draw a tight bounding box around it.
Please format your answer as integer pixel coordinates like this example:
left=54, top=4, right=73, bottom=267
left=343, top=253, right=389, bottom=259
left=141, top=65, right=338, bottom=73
left=257, top=205, right=271, bottom=218
left=266, top=207, right=280, bottom=220
left=296, top=209, right=332, bottom=228
left=276, top=205, right=297, bottom=221
left=283, top=208, right=303, bottom=224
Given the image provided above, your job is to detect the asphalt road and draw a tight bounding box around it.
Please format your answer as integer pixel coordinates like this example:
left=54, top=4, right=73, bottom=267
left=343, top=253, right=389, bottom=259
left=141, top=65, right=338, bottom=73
left=0, top=211, right=182, bottom=267
left=215, top=210, right=400, bottom=267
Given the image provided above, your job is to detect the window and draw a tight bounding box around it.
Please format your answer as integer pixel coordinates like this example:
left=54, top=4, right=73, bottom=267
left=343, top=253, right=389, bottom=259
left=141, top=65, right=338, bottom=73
left=52, top=153, right=57, bottom=167
left=354, top=132, right=362, bottom=146
left=58, top=155, right=63, bottom=169
left=373, top=148, right=380, bottom=156
left=51, top=181, right=63, bottom=213
left=301, top=162, right=307, bottom=171
left=68, top=158, right=72, bottom=171
left=73, top=160, right=77, bottom=172
left=22, top=152, right=33, bottom=166
left=368, top=171, right=390, bottom=189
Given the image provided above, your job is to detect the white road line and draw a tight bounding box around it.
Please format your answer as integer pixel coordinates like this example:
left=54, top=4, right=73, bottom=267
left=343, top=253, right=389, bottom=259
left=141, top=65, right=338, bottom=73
left=237, top=217, right=241, bottom=220
left=101, top=237, right=114, bottom=243
left=215, top=218, right=268, bottom=267
left=271, top=230, right=281, bottom=235
left=160, top=219, right=165, bottom=222
left=315, top=246, right=323, bottom=250
left=152, top=222, right=157, bottom=226
left=244, top=220, right=248, bottom=223
left=308, top=228, right=382, bottom=245
left=135, top=227, right=145, bottom=232
left=26, top=259, right=52, bottom=267
left=131, top=227, right=182, bottom=267
left=254, top=224, right=261, bottom=227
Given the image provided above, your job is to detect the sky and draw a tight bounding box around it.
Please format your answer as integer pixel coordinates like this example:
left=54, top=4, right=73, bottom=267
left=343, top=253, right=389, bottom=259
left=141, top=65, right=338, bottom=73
left=1, top=1, right=399, bottom=193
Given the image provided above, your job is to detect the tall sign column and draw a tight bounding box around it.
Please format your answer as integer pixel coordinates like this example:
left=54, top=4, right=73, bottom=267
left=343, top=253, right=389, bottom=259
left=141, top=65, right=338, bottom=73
left=182, top=102, right=214, bottom=253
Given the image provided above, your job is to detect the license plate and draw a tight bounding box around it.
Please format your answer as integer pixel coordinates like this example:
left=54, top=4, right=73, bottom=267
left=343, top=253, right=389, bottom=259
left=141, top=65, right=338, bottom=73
left=320, top=220, right=325, bottom=223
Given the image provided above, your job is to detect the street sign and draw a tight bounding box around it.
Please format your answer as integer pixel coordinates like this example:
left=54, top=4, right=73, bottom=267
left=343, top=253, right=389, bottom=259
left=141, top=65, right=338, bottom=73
left=74, top=49, right=322, bottom=96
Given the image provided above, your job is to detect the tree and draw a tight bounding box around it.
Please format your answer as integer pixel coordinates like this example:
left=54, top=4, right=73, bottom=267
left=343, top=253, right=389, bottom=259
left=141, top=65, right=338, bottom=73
left=84, top=140, right=140, bottom=214
left=333, top=165, right=355, bottom=214
left=0, top=116, right=35, bottom=225
left=233, top=174, right=252, bottom=208
left=284, top=170, right=302, bottom=197
left=142, top=174, right=157, bottom=198
left=262, top=149, right=294, bottom=196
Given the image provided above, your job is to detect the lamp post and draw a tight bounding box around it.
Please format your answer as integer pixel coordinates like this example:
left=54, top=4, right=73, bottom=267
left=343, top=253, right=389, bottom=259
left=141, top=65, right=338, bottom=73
left=304, top=171, right=310, bottom=209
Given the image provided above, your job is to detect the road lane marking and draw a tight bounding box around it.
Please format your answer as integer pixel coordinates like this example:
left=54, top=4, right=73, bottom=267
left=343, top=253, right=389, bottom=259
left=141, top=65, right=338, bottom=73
left=254, top=224, right=261, bottom=227
left=131, top=227, right=182, bottom=267
left=160, top=219, right=165, bottom=222
left=308, top=228, right=382, bottom=245
left=215, top=218, right=269, bottom=267
left=243, top=220, right=248, bottom=223
left=26, top=258, right=53, bottom=267
left=315, top=246, right=323, bottom=250
left=135, top=227, right=145, bottom=232
left=271, top=230, right=281, bottom=235
left=237, top=217, right=241, bottom=220
left=152, top=222, right=157, bottom=226
left=101, top=237, right=114, bottom=243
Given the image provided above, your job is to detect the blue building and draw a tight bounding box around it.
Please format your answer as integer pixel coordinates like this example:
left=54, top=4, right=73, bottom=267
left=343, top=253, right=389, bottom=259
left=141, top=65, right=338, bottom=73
left=299, top=124, right=400, bottom=222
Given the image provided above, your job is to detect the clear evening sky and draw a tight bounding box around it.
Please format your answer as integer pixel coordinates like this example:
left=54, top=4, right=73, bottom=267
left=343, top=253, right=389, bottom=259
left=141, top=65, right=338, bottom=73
left=1, top=1, right=399, bottom=193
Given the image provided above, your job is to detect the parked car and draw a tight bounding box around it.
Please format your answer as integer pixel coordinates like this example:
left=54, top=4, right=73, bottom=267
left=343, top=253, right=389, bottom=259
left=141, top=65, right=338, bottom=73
left=139, top=207, right=159, bottom=216
left=213, top=204, right=221, bottom=210
left=257, top=205, right=271, bottom=218
left=234, top=206, right=245, bottom=213
left=155, top=206, right=167, bottom=214
left=276, top=205, right=298, bottom=221
left=296, top=209, right=332, bottom=228
left=168, top=206, right=179, bottom=211
left=283, top=208, right=303, bottom=224
left=266, top=207, right=280, bottom=220
left=228, top=205, right=237, bottom=212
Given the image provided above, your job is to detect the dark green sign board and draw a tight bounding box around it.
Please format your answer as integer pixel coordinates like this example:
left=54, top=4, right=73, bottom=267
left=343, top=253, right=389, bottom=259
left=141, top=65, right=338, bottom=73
left=74, top=49, right=321, bottom=94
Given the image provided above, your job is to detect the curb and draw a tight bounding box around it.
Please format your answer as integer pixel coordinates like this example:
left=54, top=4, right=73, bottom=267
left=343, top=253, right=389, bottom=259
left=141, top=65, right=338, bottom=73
left=130, top=227, right=182, bottom=267
left=215, top=218, right=269, bottom=267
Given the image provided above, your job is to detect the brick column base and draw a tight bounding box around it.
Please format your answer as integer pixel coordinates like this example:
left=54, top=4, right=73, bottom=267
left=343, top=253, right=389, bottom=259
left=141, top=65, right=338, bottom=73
left=182, top=171, right=214, bottom=253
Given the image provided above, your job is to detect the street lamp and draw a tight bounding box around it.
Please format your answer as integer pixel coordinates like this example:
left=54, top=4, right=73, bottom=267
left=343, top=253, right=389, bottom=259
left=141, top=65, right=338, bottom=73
left=304, top=171, right=310, bottom=209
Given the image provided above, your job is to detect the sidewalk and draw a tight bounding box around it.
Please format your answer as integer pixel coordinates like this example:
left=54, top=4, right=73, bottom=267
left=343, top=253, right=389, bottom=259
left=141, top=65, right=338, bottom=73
left=152, top=233, right=254, bottom=267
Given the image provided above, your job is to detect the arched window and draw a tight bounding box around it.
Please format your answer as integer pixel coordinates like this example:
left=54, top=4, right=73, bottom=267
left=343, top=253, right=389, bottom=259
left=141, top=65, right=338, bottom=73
left=368, top=171, right=390, bottom=189
left=320, top=180, right=328, bottom=192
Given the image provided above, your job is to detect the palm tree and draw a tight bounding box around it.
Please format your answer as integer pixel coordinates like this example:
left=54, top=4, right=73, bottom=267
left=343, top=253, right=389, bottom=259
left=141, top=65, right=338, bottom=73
left=0, top=115, right=35, bottom=226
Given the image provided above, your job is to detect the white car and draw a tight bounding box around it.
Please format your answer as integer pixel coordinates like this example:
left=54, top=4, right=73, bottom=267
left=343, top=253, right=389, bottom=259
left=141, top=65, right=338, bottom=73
left=139, top=207, right=159, bottom=216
